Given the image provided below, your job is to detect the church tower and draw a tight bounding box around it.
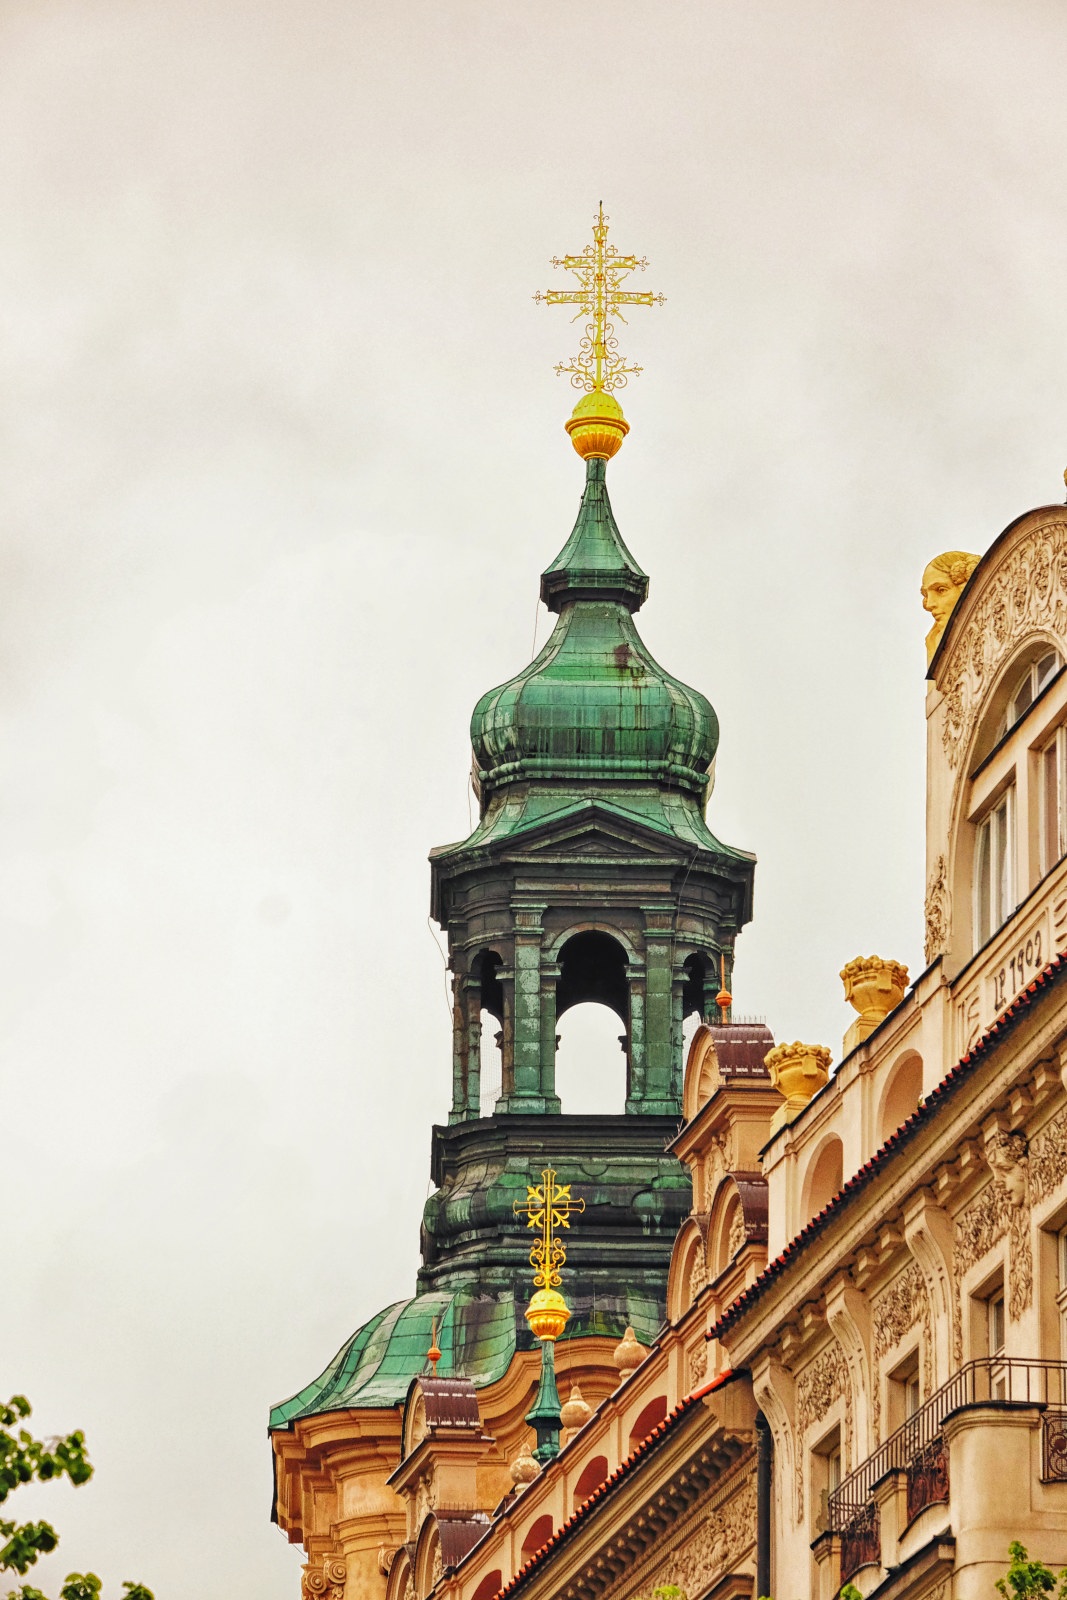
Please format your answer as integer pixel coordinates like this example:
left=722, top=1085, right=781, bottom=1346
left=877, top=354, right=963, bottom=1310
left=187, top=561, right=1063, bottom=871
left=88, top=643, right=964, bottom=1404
left=270, top=211, right=756, bottom=1591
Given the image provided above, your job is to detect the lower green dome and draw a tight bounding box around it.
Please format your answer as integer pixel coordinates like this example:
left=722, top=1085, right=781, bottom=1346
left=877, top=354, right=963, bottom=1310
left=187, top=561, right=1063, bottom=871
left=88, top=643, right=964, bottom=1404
left=268, top=1288, right=662, bottom=1426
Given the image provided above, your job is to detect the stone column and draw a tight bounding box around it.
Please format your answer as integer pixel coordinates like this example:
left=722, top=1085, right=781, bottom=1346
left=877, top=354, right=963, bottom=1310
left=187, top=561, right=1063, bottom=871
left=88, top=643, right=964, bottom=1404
left=539, top=960, right=562, bottom=1114
left=637, top=917, right=677, bottom=1113
left=500, top=905, right=552, bottom=1112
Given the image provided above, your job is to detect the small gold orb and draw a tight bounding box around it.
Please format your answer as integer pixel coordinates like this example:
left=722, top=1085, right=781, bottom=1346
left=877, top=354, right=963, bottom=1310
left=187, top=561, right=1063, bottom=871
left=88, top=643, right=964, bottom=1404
left=524, top=1287, right=570, bottom=1342
left=564, top=388, right=630, bottom=460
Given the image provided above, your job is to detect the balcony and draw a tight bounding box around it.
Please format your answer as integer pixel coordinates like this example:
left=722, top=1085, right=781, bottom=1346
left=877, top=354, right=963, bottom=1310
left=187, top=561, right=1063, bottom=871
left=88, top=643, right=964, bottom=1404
left=828, top=1359, right=1067, bottom=1583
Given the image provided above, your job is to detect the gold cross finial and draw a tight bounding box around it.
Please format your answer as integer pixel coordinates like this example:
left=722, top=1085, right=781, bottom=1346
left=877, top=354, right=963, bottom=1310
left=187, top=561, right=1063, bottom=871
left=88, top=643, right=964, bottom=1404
left=535, top=204, right=664, bottom=394
left=513, top=1168, right=585, bottom=1341
left=534, top=206, right=664, bottom=460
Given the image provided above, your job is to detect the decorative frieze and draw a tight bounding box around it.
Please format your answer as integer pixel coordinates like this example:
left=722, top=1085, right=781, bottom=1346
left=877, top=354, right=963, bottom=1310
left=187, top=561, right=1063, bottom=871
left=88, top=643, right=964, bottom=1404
left=615, top=1472, right=757, bottom=1600
left=940, top=517, right=1067, bottom=770
left=954, top=1160, right=1033, bottom=1323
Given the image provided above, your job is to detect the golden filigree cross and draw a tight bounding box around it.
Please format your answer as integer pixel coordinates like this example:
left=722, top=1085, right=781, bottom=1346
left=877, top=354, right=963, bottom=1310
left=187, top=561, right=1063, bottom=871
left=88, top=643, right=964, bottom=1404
left=513, top=1167, right=585, bottom=1290
left=534, top=204, right=664, bottom=395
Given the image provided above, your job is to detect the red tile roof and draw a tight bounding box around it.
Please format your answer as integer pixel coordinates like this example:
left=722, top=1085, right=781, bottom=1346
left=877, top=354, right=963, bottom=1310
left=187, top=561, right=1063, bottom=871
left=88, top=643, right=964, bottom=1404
left=706, top=952, right=1067, bottom=1346
left=483, top=1371, right=739, bottom=1600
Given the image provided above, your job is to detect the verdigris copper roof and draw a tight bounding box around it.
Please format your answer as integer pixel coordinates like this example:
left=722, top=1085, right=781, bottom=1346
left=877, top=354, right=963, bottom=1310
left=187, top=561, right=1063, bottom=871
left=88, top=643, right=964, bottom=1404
left=469, top=458, right=718, bottom=813
left=269, top=1287, right=662, bottom=1428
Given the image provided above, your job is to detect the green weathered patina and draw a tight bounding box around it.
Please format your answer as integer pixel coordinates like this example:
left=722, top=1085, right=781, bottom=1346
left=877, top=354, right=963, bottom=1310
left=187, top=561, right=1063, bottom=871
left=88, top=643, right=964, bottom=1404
left=270, top=454, right=755, bottom=1436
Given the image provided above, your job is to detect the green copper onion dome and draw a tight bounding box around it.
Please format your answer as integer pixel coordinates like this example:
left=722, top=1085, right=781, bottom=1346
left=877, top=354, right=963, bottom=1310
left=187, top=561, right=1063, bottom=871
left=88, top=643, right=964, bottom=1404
left=470, top=458, right=718, bottom=808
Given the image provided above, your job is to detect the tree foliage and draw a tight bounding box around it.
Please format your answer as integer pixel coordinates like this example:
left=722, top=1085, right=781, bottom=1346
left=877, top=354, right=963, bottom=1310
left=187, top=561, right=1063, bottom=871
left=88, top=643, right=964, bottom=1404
left=996, top=1542, right=1067, bottom=1600
left=0, top=1396, right=153, bottom=1600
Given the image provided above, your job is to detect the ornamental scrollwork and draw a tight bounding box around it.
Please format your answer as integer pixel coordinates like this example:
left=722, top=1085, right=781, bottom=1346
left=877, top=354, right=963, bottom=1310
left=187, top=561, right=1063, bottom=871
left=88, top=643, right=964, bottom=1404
left=302, top=1558, right=347, bottom=1600
left=954, top=1162, right=1032, bottom=1323
left=924, top=854, right=949, bottom=966
left=795, top=1344, right=849, bottom=1520
left=872, top=1263, right=931, bottom=1437
left=1029, top=1107, right=1067, bottom=1204
left=939, top=517, right=1067, bottom=770
left=652, top=1478, right=756, bottom=1600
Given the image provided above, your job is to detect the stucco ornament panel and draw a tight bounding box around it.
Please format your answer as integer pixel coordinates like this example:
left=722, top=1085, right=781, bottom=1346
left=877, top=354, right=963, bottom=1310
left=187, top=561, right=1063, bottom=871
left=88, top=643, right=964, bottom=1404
left=645, top=1479, right=757, bottom=1600
left=795, top=1343, right=849, bottom=1519
left=924, top=854, right=949, bottom=966
left=302, top=1559, right=347, bottom=1600
left=954, top=1159, right=1033, bottom=1323
left=1030, top=1106, right=1067, bottom=1204
left=688, top=1245, right=708, bottom=1304
left=871, top=1263, right=931, bottom=1436
left=939, top=517, right=1067, bottom=770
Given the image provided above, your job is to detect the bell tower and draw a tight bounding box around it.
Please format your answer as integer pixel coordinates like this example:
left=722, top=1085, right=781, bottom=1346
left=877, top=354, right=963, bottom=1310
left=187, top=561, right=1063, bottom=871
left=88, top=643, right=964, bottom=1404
left=271, top=216, right=758, bottom=1526
left=421, top=207, right=755, bottom=1314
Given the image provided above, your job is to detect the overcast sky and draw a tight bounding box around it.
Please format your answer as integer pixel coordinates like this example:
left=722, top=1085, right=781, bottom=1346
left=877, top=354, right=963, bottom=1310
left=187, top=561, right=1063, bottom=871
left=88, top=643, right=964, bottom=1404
left=3, top=2, right=1067, bottom=1594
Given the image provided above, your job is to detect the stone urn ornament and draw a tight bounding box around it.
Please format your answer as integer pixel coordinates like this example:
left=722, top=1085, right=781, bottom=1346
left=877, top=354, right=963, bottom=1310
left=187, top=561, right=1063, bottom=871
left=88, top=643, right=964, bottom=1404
left=840, top=956, right=909, bottom=1054
left=764, top=1041, right=832, bottom=1134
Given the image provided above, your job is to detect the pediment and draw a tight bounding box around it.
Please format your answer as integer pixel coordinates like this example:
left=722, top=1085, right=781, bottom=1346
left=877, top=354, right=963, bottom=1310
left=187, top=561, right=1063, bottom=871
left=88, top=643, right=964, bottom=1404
left=498, top=804, right=690, bottom=865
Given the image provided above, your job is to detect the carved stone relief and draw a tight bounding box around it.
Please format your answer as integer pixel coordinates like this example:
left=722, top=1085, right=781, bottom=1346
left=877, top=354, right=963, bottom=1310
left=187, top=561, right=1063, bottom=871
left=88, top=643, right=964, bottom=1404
left=1030, top=1106, right=1067, bottom=1204
left=925, top=854, right=949, bottom=966
left=871, top=1263, right=931, bottom=1436
left=794, top=1343, right=849, bottom=1520
left=954, top=1160, right=1033, bottom=1324
left=688, top=1244, right=708, bottom=1304
left=727, top=1209, right=747, bottom=1260
left=940, top=518, right=1067, bottom=771
left=618, top=1480, right=755, bottom=1600
left=303, top=1559, right=347, bottom=1600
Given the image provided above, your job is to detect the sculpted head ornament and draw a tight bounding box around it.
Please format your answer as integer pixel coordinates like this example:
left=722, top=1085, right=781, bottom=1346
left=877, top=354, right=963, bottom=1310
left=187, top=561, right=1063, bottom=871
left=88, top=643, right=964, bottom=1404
left=921, top=550, right=981, bottom=664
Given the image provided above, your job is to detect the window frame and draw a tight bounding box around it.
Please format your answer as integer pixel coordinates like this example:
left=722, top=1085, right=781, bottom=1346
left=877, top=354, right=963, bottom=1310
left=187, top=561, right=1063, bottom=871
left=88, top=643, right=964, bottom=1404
left=973, top=784, right=1016, bottom=949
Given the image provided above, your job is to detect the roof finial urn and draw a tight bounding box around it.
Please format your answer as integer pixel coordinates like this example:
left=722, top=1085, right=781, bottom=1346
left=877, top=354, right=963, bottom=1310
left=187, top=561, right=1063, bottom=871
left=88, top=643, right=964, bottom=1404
left=840, top=956, right=909, bottom=1054
left=765, top=1041, right=832, bottom=1134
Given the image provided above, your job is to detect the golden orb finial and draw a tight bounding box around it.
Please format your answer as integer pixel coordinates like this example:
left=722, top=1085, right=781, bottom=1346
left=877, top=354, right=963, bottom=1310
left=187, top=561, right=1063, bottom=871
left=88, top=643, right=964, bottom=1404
left=535, top=204, right=664, bottom=458
left=513, top=1167, right=585, bottom=1341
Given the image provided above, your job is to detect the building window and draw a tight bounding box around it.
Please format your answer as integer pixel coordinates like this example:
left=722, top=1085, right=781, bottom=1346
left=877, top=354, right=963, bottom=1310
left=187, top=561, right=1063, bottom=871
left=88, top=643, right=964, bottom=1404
left=989, top=1289, right=1006, bottom=1356
left=1040, top=729, right=1067, bottom=879
left=887, top=1352, right=921, bottom=1436
left=974, top=787, right=1015, bottom=948
left=812, top=1424, right=842, bottom=1532
left=1007, top=650, right=1062, bottom=732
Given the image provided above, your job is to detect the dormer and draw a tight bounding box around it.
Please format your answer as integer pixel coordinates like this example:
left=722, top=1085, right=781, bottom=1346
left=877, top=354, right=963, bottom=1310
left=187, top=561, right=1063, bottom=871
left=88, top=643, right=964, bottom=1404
left=925, top=501, right=1067, bottom=1047
left=665, top=1022, right=776, bottom=1325
left=388, top=1377, right=496, bottom=1544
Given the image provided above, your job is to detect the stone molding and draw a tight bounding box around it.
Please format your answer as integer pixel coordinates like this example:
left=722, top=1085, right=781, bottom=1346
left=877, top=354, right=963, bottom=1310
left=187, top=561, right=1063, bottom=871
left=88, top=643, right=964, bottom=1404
left=938, top=513, right=1067, bottom=772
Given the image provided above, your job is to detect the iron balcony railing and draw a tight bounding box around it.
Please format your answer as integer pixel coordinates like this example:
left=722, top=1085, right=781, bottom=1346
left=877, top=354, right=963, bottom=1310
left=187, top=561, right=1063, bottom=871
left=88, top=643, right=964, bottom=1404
left=829, top=1357, right=1067, bottom=1536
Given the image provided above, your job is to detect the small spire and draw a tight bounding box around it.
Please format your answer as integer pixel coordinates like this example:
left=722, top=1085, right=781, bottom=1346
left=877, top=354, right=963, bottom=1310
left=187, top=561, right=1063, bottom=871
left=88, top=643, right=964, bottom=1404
left=534, top=206, right=664, bottom=460
left=715, top=951, right=732, bottom=1023
left=426, top=1316, right=442, bottom=1376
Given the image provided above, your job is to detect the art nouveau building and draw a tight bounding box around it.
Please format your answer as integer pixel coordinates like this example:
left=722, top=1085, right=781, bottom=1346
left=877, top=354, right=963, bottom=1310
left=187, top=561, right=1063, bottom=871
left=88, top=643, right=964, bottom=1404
left=269, top=219, right=1067, bottom=1600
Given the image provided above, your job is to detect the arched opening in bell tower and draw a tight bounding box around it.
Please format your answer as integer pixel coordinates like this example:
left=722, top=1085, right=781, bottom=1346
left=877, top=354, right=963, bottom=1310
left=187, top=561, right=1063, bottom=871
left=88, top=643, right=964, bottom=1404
left=472, top=951, right=504, bottom=1118
left=554, top=931, right=629, bottom=1114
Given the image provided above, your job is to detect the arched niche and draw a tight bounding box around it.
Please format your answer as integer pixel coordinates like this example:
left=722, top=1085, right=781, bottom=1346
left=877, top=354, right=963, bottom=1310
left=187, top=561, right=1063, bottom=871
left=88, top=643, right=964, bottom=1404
left=666, top=1215, right=709, bottom=1321
left=878, top=1051, right=923, bottom=1145
left=802, top=1135, right=844, bottom=1221
left=470, top=1573, right=502, bottom=1600
left=627, top=1394, right=668, bottom=1453
left=385, top=1548, right=413, bottom=1600
left=682, top=1023, right=721, bottom=1123
left=571, top=1453, right=609, bottom=1511
left=520, top=1513, right=554, bottom=1561
left=413, top=1518, right=441, bottom=1599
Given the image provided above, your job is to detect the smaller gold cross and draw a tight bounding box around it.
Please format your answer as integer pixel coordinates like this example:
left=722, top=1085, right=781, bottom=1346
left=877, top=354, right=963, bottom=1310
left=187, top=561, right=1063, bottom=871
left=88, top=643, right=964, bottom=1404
left=513, top=1167, right=585, bottom=1290
left=534, top=204, right=664, bottom=395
